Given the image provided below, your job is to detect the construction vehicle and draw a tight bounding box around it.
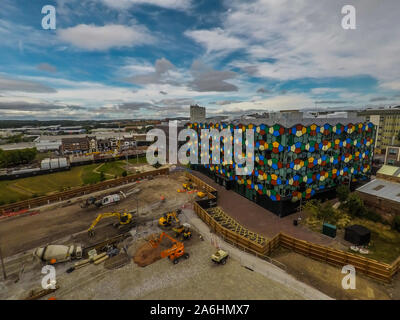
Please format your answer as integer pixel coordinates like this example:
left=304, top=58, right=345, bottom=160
left=149, top=232, right=189, bottom=264
left=158, top=209, right=181, bottom=227
left=172, top=223, right=192, bottom=240
left=34, top=244, right=82, bottom=263
left=211, top=249, right=229, bottom=265
left=80, top=191, right=126, bottom=209
left=182, top=182, right=193, bottom=191
left=88, top=212, right=134, bottom=237
left=197, top=191, right=207, bottom=199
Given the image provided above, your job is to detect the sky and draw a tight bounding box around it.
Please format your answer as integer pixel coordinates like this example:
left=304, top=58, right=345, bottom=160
left=0, top=0, right=399, bottom=120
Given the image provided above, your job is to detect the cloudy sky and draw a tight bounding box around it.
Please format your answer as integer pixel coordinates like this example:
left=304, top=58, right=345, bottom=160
left=0, top=0, right=399, bottom=120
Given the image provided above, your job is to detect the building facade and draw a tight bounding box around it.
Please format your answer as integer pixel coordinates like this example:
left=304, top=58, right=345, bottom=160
left=61, top=137, right=91, bottom=154
left=190, top=105, right=206, bottom=123
left=358, top=108, right=400, bottom=154
left=187, top=120, right=375, bottom=216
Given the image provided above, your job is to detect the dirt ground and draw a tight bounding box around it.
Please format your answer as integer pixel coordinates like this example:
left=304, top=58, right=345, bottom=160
left=0, top=220, right=306, bottom=300
left=270, top=247, right=396, bottom=300
left=0, top=172, right=195, bottom=258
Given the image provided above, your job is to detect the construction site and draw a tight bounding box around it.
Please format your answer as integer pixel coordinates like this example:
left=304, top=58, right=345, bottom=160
left=1, top=167, right=400, bottom=300
left=0, top=168, right=312, bottom=300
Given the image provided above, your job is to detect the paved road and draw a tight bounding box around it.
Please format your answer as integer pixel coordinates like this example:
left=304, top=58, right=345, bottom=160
left=182, top=208, right=333, bottom=300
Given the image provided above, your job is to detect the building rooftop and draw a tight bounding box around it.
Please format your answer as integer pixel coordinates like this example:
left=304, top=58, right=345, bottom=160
left=356, top=178, right=400, bottom=203
left=377, top=165, right=400, bottom=177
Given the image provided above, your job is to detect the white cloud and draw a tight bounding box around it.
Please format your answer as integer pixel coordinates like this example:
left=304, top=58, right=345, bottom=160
left=58, top=24, right=154, bottom=50
left=100, top=0, right=191, bottom=10
left=380, top=81, right=400, bottom=91
left=189, top=0, right=400, bottom=85
left=185, top=28, right=243, bottom=54
left=212, top=94, right=314, bottom=114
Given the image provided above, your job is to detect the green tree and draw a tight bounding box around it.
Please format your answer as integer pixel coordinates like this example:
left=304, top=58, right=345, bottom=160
left=345, top=193, right=367, bottom=217
left=336, top=185, right=350, bottom=202
left=319, top=203, right=337, bottom=224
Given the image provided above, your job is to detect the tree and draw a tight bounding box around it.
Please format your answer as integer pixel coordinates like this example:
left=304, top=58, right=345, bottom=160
left=345, top=194, right=367, bottom=217
left=336, top=185, right=350, bottom=202
left=319, top=203, right=337, bottom=224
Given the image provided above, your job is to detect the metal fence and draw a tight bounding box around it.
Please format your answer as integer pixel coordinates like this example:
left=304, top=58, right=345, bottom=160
left=0, top=168, right=169, bottom=215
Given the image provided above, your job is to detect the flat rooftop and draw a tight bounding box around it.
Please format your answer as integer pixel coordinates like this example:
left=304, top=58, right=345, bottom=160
left=356, top=178, right=400, bottom=203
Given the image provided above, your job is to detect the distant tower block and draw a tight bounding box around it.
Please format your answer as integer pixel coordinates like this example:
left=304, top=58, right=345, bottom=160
left=190, top=105, right=206, bottom=123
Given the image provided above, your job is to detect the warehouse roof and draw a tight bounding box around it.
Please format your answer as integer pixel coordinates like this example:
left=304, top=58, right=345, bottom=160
left=356, top=178, right=400, bottom=203
left=377, top=165, right=400, bottom=177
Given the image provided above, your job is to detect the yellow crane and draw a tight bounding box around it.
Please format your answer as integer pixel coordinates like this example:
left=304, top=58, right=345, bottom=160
left=88, top=212, right=134, bottom=237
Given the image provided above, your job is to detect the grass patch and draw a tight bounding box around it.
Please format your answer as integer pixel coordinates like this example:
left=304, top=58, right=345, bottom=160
left=80, top=164, right=101, bottom=185
left=350, top=218, right=400, bottom=264
left=97, top=161, right=126, bottom=177
left=127, top=155, right=147, bottom=165
left=0, top=157, right=150, bottom=205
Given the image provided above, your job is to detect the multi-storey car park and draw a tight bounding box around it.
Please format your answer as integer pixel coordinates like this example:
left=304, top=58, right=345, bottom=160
left=187, top=118, right=376, bottom=217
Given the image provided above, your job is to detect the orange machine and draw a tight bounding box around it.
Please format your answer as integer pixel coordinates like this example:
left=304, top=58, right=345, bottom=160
left=149, top=232, right=189, bottom=264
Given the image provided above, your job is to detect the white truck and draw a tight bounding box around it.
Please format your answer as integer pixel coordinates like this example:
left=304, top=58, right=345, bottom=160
left=80, top=191, right=127, bottom=209
left=34, top=244, right=83, bottom=263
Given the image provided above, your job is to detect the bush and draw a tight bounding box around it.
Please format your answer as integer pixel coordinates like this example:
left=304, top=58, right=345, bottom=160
left=393, top=216, right=400, bottom=232
left=122, top=170, right=127, bottom=177
left=365, top=209, right=383, bottom=223
left=345, top=193, right=367, bottom=217
left=100, top=172, right=106, bottom=181
left=336, top=185, right=350, bottom=202
left=319, top=203, right=338, bottom=224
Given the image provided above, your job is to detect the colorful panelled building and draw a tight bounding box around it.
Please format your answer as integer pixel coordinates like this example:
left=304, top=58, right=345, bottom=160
left=187, top=120, right=376, bottom=217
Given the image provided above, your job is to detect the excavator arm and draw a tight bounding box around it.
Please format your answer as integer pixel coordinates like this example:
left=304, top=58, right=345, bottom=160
left=149, top=232, right=187, bottom=263
left=88, top=212, right=122, bottom=233
left=87, top=212, right=132, bottom=237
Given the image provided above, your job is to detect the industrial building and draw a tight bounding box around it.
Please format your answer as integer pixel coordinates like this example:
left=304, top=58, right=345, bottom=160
left=356, top=178, right=400, bottom=219
left=188, top=116, right=375, bottom=216
left=358, top=107, right=400, bottom=154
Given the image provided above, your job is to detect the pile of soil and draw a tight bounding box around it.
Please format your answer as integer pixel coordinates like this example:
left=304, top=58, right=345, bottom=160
left=133, top=233, right=172, bottom=267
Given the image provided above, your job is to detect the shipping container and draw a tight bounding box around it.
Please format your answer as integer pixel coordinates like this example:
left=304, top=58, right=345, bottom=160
left=41, top=158, right=51, bottom=170
left=50, top=158, right=60, bottom=169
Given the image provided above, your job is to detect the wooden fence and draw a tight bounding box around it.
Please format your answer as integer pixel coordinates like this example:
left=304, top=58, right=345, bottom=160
left=185, top=171, right=218, bottom=195
left=189, top=173, right=400, bottom=283
left=0, top=168, right=169, bottom=215
left=278, top=233, right=393, bottom=283
left=193, top=201, right=266, bottom=254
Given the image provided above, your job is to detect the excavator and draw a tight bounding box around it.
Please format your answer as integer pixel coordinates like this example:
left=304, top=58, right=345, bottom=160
left=149, top=232, right=189, bottom=264
left=158, top=209, right=181, bottom=228
left=87, top=212, right=134, bottom=237
left=172, top=223, right=192, bottom=241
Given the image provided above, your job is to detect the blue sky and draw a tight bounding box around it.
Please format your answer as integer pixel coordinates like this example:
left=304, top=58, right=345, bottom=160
left=0, top=0, right=399, bottom=120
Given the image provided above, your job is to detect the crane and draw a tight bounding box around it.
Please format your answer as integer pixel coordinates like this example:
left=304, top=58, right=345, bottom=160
left=149, top=232, right=189, bottom=264
left=87, top=212, right=134, bottom=237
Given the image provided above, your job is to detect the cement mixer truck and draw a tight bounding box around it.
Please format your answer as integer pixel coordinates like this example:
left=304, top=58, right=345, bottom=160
left=34, top=244, right=83, bottom=264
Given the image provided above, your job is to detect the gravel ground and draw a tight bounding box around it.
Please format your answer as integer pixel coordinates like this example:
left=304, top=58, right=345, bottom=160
left=53, top=237, right=304, bottom=300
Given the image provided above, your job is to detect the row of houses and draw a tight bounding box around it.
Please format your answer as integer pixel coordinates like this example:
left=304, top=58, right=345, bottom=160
left=61, top=136, right=137, bottom=154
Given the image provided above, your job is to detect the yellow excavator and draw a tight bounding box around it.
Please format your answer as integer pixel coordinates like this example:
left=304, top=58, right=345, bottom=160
left=88, top=212, right=134, bottom=237
left=158, top=209, right=181, bottom=227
